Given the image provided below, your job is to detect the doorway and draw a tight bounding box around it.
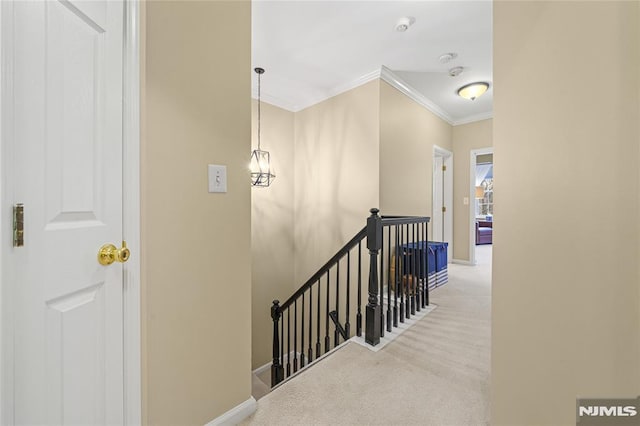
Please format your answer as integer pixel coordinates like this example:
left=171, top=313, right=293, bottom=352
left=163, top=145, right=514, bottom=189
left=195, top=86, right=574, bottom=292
left=432, top=146, right=453, bottom=262
left=469, top=147, right=493, bottom=265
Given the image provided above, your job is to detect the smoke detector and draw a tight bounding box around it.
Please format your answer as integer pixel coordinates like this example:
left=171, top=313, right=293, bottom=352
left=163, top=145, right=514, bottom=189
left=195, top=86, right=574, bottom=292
left=448, top=66, right=464, bottom=77
left=439, top=52, right=458, bottom=64
left=395, top=17, right=415, bottom=32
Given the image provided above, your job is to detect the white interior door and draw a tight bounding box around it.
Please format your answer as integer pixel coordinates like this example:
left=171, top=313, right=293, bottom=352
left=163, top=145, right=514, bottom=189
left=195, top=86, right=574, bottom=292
left=443, top=155, right=453, bottom=261
left=433, top=149, right=453, bottom=261
left=432, top=157, right=444, bottom=241
left=7, top=0, right=125, bottom=423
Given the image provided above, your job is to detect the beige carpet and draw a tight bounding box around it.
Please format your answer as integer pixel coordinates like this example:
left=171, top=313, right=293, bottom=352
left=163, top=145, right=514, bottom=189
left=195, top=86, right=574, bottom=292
left=244, top=245, right=492, bottom=426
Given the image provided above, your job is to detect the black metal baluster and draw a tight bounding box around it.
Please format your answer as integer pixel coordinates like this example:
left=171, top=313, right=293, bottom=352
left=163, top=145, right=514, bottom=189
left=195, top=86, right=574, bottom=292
left=308, top=284, right=313, bottom=364
left=301, top=293, right=305, bottom=368
left=421, top=222, right=426, bottom=308
left=421, top=222, right=425, bottom=304
left=405, top=223, right=410, bottom=320
left=408, top=223, right=413, bottom=318
left=411, top=223, right=416, bottom=316
left=325, top=270, right=331, bottom=353
left=365, top=208, right=382, bottom=346
left=357, top=241, right=362, bottom=336
left=420, top=222, right=425, bottom=309
left=345, top=251, right=351, bottom=338
left=416, top=223, right=422, bottom=313
left=280, top=307, right=284, bottom=376
left=424, top=220, right=429, bottom=306
left=379, top=228, right=384, bottom=338
left=316, top=279, right=321, bottom=359
left=334, top=262, right=340, bottom=347
left=399, top=224, right=405, bottom=323
left=294, top=300, right=298, bottom=373
left=418, top=222, right=423, bottom=308
left=386, top=226, right=392, bottom=332
left=394, top=225, right=399, bottom=328
left=271, top=300, right=284, bottom=387
left=287, top=308, right=291, bottom=377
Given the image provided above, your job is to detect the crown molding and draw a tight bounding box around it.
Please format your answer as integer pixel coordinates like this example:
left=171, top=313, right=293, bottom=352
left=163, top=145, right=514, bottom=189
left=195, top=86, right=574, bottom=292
left=321, top=68, right=381, bottom=106
left=253, top=91, right=300, bottom=112
left=253, top=69, right=382, bottom=113
left=293, top=68, right=381, bottom=112
left=379, top=65, right=455, bottom=125
left=254, top=66, right=493, bottom=125
left=451, top=111, right=493, bottom=126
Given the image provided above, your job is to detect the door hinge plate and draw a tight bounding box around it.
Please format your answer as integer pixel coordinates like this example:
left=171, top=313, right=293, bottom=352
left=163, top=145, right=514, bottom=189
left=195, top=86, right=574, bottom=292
left=442, top=165, right=447, bottom=172
left=442, top=206, right=447, bottom=213
left=13, top=203, right=24, bottom=247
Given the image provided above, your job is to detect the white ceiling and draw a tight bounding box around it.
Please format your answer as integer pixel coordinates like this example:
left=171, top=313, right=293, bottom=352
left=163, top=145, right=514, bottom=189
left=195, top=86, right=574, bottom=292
left=252, top=1, right=493, bottom=125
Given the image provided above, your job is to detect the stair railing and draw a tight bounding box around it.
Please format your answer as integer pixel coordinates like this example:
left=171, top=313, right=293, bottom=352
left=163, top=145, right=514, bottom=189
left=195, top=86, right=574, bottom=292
left=271, top=208, right=430, bottom=387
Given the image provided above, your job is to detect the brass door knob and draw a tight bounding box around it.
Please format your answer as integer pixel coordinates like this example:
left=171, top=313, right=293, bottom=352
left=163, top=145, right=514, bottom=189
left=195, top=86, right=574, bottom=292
left=98, top=241, right=130, bottom=266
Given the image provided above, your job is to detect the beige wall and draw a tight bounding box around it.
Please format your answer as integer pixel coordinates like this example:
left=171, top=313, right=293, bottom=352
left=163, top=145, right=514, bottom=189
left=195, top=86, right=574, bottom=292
left=379, top=81, right=452, bottom=225
left=293, top=81, right=381, bottom=285
left=251, top=101, right=295, bottom=369
left=451, top=119, right=493, bottom=261
left=493, top=2, right=640, bottom=425
left=142, top=1, right=252, bottom=424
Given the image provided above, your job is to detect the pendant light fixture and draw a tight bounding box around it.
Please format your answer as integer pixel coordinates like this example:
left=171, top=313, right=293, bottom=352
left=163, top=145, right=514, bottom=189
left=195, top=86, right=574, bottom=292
left=250, top=67, right=276, bottom=187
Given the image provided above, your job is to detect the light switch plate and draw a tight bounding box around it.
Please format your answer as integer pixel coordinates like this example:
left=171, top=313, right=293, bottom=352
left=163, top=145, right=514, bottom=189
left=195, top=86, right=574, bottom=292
left=463, top=197, right=469, bottom=205
left=208, top=164, right=227, bottom=193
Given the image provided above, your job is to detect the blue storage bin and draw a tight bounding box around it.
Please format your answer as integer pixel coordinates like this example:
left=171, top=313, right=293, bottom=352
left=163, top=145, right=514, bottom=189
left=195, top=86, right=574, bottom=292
left=399, top=242, right=438, bottom=289
left=428, top=241, right=448, bottom=272
left=401, top=242, right=434, bottom=278
left=428, top=241, right=448, bottom=286
left=391, top=248, right=435, bottom=292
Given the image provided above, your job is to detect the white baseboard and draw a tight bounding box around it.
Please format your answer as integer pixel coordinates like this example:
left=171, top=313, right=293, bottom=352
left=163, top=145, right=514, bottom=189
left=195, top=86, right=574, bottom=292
left=205, top=397, right=257, bottom=426
left=253, top=351, right=304, bottom=376
left=252, top=361, right=271, bottom=376
left=451, top=258, right=475, bottom=265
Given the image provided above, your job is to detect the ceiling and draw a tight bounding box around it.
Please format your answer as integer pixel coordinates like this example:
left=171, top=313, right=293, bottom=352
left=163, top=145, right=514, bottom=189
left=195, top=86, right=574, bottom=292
left=252, top=1, right=493, bottom=125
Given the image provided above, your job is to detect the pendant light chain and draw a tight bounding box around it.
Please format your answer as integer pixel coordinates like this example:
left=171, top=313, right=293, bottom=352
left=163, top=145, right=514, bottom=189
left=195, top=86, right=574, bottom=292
left=257, top=69, right=261, bottom=151
left=250, top=67, right=274, bottom=187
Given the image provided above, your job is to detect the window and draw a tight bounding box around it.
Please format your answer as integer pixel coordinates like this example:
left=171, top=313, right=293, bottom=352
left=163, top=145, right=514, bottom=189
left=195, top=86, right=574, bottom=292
left=477, top=178, right=493, bottom=217
left=475, top=158, right=493, bottom=218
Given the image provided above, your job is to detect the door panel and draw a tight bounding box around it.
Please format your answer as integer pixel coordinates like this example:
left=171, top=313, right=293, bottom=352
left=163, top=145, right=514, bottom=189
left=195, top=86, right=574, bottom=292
left=46, top=0, right=108, bottom=225
left=432, top=157, right=444, bottom=241
left=46, top=283, right=106, bottom=425
left=10, top=0, right=125, bottom=423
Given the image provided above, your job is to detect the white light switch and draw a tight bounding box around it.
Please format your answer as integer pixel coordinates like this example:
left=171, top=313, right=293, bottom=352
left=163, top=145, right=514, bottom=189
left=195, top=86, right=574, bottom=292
left=208, top=164, right=227, bottom=193
left=463, top=197, right=469, bottom=205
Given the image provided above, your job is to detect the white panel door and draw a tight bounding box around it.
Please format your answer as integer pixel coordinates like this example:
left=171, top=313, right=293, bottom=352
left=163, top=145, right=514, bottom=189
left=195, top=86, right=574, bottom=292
left=432, top=157, right=444, bottom=241
left=443, top=156, right=453, bottom=261
left=9, top=0, right=125, bottom=424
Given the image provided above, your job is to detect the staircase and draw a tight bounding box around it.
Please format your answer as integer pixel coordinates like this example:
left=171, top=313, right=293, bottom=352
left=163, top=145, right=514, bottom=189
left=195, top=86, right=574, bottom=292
left=269, top=208, right=431, bottom=387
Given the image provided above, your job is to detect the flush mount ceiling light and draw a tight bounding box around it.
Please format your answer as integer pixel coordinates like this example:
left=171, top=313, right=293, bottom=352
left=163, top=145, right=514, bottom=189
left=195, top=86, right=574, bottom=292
left=438, top=52, right=458, bottom=64
left=250, top=67, right=276, bottom=187
left=457, top=82, right=490, bottom=101
left=395, top=16, right=415, bottom=32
